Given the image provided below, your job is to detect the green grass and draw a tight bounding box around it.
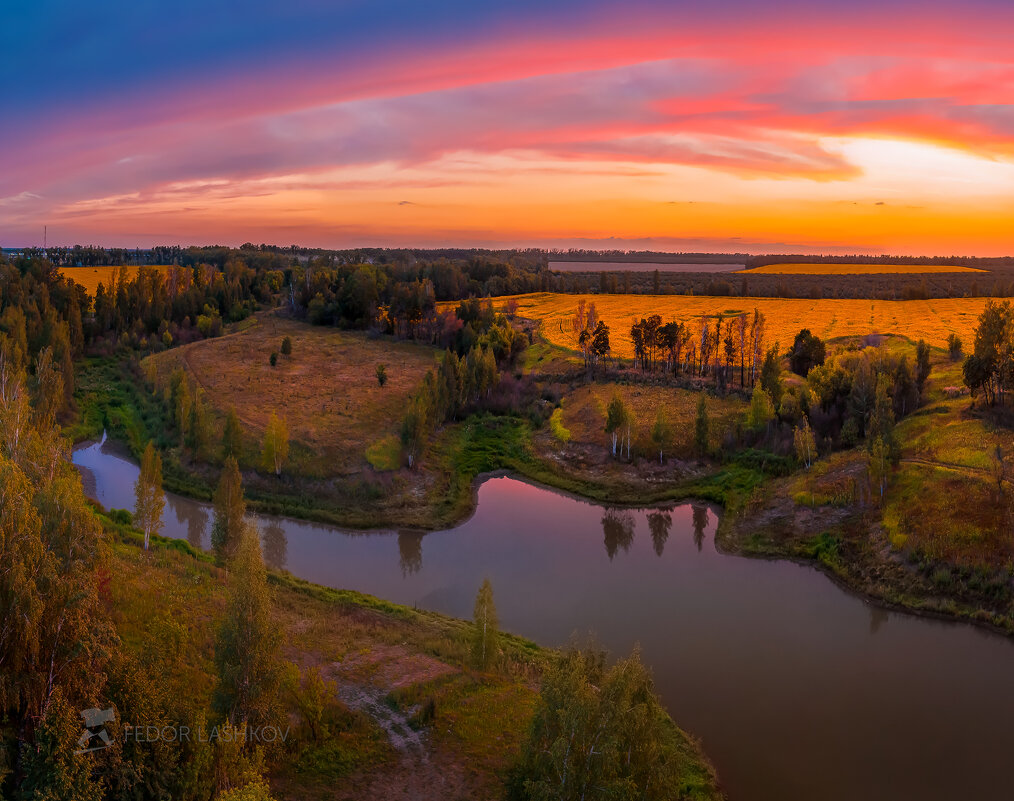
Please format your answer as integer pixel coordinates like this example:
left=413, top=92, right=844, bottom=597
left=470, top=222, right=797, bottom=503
left=365, top=435, right=402, bottom=471
left=549, top=407, right=571, bottom=442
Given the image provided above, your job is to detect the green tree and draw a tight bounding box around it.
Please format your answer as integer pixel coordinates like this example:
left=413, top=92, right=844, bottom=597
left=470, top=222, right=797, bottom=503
left=134, top=441, right=165, bottom=551
left=794, top=419, right=817, bottom=468
left=261, top=412, right=289, bottom=477
left=214, top=523, right=284, bottom=730
left=788, top=329, right=826, bottom=376
left=868, top=436, right=890, bottom=503
left=915, top=339, right=931, bottom=396
left=472, top=578, right=500, bottom=671
left=401, top=394, right=429, bottom=468
left=604, top=393, right=629, bottom=458
left=212, top=457, right=246, bottom=563
left=222, top=407, right=243, bottom=461
left=748, top=385, right=775, bottom=431
left=759, top=342, right=783, bottom=404
left=280, top=336, right=292, bottom=356
left=269, top=352, right=277, bottom=367
left=186, top=391, right=207, bottom=458
left=376, top=363, right=388, bottom=388
left=514, top=645, right=705, bottom=801
left=650, top=407, right=673, bottom=464
left=694, top=394, right=709, bottom=457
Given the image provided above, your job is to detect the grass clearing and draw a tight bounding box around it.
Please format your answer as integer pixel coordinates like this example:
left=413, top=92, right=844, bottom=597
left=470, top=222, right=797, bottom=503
left=735, top=263, right=986, bottom=275
left=496, top=292, right=988, bottom=356
left=143, top=315, right=438, bottom=476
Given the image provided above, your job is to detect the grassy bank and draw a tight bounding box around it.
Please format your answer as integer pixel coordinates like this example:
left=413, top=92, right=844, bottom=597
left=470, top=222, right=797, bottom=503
left=99, top=507, right=723, bottom=801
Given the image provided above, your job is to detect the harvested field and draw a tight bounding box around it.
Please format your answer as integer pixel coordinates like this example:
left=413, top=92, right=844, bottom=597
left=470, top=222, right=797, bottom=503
left=494, top=293, right=988, bottom=357
left=60, top=265, right=170, bottom=295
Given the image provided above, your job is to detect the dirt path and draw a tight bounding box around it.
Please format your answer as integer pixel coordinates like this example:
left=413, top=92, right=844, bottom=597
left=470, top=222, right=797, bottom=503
left=901, top=456, right=988, bottom=475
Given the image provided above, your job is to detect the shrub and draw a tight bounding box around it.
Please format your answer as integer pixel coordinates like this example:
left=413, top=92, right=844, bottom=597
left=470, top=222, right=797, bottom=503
left=549, top=408, right=571, bottom=443
left=269, top=352, right=278, bottom=367
left=281, top=336, right=292, bottom=356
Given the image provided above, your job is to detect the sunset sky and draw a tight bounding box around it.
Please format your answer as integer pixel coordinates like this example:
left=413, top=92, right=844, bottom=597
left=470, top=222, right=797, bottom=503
left=3, top=0, right=1014, bottom=254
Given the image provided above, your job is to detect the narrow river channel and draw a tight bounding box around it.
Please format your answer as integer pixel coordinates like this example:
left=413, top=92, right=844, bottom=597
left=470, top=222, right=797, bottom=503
left=74, top=436, right=1014, bottom=801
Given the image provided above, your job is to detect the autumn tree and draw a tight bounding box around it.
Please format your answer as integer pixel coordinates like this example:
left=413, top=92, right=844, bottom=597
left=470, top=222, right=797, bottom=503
left=222, top=407, right=243, bottom=461
left=213, top=522, right=284, bottom=730
left=134, top=441, right=165, bottom=550
left=605, top=393, right=630, bottom=458
left=794, top=419, right=817, bottom=468
left=650, top=407, right=673, bottom=464
left=471, top=578, right=500, bottom=671
left=748, top=385, right=775, bottom=431
left=694, top=394, right=709, bottom=457
left=212, top=457, right=247, bottom=563
left=514, top=645, right=703, bottom=801
left=261, top=412, right=289, bottom=477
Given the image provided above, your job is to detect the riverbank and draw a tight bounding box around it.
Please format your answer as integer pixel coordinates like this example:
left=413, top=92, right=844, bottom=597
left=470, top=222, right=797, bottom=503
left=71, top=338, right=1014, bottom=643
left=96, top=503, right=724, bottom=801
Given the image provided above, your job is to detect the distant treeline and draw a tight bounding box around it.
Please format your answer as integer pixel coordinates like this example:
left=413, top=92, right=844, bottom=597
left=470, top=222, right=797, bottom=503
left=549, top=250, right=749, bottom=264
left=548, top=267, right=1014, bottom=300
left=743, top=254, right=1014, bottom=269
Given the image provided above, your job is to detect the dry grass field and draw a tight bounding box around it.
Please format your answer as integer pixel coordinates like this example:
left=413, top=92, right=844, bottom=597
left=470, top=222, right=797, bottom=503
left=143, top=315, right=438, bottom=476
left=496, top=293, right=987, bottom=357
left=559, top=384, right=745, bottom=456
left=735, top=263, right=985, bottom=275
left=60, top=265, right=171, bottom=295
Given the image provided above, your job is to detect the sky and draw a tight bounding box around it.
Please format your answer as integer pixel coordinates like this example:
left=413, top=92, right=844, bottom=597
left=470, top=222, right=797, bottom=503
left=3, top=0, right=1014, bottom=255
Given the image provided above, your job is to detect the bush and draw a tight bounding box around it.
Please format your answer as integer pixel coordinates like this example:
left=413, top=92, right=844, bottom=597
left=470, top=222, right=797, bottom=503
left=269, top=352, right=278, bottom=367
left=281, top=336, right=292, bottom=356
left=549, top=408, right=571, bottom=443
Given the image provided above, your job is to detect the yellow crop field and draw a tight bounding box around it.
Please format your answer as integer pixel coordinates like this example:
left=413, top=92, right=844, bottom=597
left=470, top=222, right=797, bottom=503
left=494, top=293, right=987, bottom=355
left=60, top=265, right=170, bottom=295
left=736, top=263, right=985, bottom=275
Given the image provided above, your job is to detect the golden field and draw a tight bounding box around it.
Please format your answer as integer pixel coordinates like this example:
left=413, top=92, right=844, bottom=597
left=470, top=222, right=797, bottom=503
left=494, top=293, right=987, bottom=356
left=736, top=262, right=985, bottom=275
left=60, top=265, right=170, bottom=295
left=143, top=316, right=438, bottom=475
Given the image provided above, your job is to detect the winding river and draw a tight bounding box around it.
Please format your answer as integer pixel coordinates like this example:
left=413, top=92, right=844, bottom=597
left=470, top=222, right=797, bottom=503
left=74, top=436, right=1014, bottom=801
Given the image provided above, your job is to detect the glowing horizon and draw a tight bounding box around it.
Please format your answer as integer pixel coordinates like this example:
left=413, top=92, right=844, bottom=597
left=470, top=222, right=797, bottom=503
left=3, top=1, right=1014, bottom=255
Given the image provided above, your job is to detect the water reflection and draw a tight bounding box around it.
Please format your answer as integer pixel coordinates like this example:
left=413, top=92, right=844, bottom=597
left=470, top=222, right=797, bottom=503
left=869, top=605, right=890, bottom=636
left=602, top=509, right=635, bottom=560
left=691, top=504, right=708, bottom=551
left=73, top=438, right=1014, bottom=801
left=647, top=510, right=672, bottom=556
left=170, top=494, right=208, bottom=551
left=398, top=531, right=424, bottom=576
left=262, top=520, right=288, bottom=571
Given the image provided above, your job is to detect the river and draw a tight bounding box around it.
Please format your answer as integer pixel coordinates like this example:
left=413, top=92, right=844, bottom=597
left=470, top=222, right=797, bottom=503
left=73, top=436, right=1014, bottom=801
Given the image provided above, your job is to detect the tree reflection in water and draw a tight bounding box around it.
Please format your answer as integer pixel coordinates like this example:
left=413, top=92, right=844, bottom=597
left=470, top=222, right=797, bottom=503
left=398, top=531, right=424, bottom=576
left=647, top=510, right=673, bottom=557
left=691, top=504, right=709, bottom=552
left=170, top=495, right=207, bottom=551
left=602, top=509, right=635, bottom=560
left=262, top=519, right=288, bottom=571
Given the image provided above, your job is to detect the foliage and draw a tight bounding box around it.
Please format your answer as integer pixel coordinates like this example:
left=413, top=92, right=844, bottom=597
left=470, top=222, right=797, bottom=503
left=512, top=645, right=718, bottom=801
left=472, top=579, right=500, bottom=671
left=694, top=395, right=709, bottom=457
left=788, top=328, right=826, bottom=376
left=212, top=457, right=247, bottom=563
left=213, top=523, right=285, bottom=732
left=650, top=407, right=673, bottom=463
left=280, top=336, right=292, bottom=356
left=261, top=412, right=289, bottom=477
left=134, top=440, right=165, bottom=550
left=375, top=363, right=387, bottom=387
left=549, top=408, right=571, bottom=443
left=222, top=407, right=243, bottom=461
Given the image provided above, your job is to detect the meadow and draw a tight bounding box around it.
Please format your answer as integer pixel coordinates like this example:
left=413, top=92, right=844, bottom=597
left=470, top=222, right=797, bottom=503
left=143, top=315, right=438, bottom=476
left=496, top=292, right=987, bottom=356
left=60, top=264, right=171, bottom=295
left=737, top=263, right=985, bottom=275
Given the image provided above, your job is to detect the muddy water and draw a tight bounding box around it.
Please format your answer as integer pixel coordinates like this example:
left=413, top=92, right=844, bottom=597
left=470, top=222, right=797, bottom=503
left=74, top=436, right=1014, bottom=801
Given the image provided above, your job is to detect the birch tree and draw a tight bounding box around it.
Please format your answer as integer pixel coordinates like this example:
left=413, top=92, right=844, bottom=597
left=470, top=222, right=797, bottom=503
left=134, top=441, right=165, bottom=550
left=471, top=578, right=499, bottom=671
left=261, top=412, right=289, bottom=477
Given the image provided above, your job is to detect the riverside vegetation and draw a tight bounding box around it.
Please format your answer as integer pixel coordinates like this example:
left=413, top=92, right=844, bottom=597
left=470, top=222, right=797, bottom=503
left=8, top=244, right=1014, bottom=799
left=0, top=250, right=723, bottom=801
